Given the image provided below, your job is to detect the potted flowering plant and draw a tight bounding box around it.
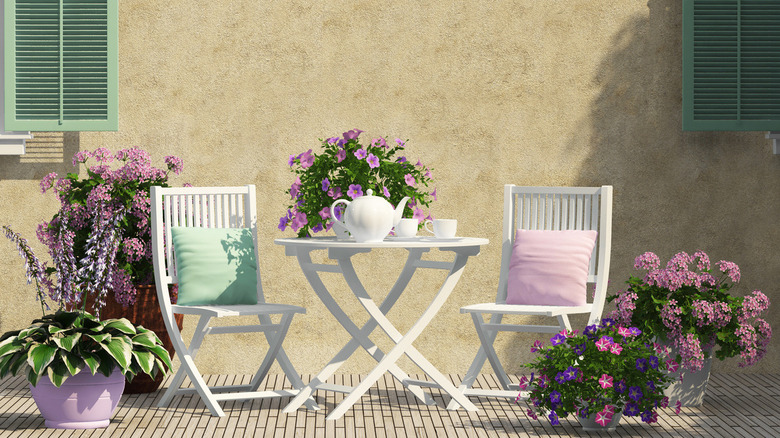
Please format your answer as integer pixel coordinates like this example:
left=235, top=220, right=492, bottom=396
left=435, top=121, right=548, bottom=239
left=521, top=319, right=677, bottom=431
left=1, top=226, right=172, bottom=429
left=25, top=148, right=186, bottom=393
left=279, top=129, right=436, bottom=237
left=606, top=251, right=771, bottom=405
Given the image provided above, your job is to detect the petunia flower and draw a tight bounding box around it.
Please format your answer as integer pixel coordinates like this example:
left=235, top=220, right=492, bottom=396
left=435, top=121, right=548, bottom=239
left=628, top=385, right=643, bottom=401
left=367, top=153, right=380, bottom=168
left=549, top=390, right=562, bottom=404
left=518, top=375, right=529, bottom=390
left=336, top=148, right=346, bottom=162
left=615, top=379, right=627, bottom=393
left=555, top=372, right=566, bottom=385
left=636, top=358, right=648, bottom=373
left=404, top=174, right=415, bottom=186
left=623, top=402, right=639, bottom=416
left=321, top=178, right=330, bottom=191
left=618, top=326, right=631, bottom=337
left=675, top=400, right=682, bottom=415
left=666, top=359, right=679, bottom=373
left=531, top=340, right=544, bottom=352
left=550, top=333, right=567, bottom=346
left=598, top=374, right=613, bottom=389
left=564, top=366, right=578, bottom=381
left=649, top=355, right=659, bottom=370
left=319, top=207, right=331, bottom=220
left=548, top=411, right=559, bottom=426
left=595, top=411, right=613, bottom=427
left=299, top=149, right=314, bottom=168
left=526, top=408, right=537, bottom=420
left=354, top=148, right=367, bottom=159
left=431, top=188, right=437, bottom=201
left=382, top=186, right=391, bottom=198
left=595, top=336, right=612, bottom=351
left=347, top=184, right=363, bottom=199
left=610, top=343, right=623, bottom=355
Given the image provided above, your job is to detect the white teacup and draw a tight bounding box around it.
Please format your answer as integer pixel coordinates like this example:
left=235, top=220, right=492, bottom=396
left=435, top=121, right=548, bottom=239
left=394, top=218, right=419, bottom=238
left=424, top=219, right=457, bottom=238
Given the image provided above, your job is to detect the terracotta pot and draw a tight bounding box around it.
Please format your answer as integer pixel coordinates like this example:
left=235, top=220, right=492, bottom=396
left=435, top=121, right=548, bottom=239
left=94, top=284, right=184, bottom=394
left=29, top=368, right=125, bottom=429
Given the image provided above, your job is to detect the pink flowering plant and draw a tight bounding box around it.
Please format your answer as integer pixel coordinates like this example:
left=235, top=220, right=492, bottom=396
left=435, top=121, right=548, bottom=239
left=607, top=251, right=771, bottom=371
left=31, top=148, right=184, bottom=315
left=520, top=319, right=676, bottom=427
left=279, top=129, right=436, bottom=237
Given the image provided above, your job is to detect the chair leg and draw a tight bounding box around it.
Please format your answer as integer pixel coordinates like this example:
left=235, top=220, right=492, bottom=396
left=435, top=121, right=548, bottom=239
left=251, top=313, right=319, bottom=411
left=557, top=314, right=572, bottom=332
left=158, top=314, right=225, bottom=416
left=447, top=312, right=506, bottom=410
left=470, top=313, right=513, bottom=390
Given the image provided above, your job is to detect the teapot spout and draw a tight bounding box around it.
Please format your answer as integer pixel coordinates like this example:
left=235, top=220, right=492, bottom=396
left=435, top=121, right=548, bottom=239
left=393, top=197, right=411, bottom=227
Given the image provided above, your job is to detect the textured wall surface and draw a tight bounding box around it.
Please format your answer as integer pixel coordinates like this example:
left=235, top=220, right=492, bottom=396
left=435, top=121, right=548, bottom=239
left=1, top=0, right=777, bottom=376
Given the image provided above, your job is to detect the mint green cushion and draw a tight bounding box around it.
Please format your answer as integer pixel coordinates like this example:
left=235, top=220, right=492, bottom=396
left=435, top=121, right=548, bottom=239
left=171, top=227, right=259, bottom=306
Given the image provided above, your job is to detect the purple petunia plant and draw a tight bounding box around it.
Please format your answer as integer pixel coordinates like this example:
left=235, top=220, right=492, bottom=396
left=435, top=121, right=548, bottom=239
left=9, top=148, right=186, bottom=316
left=607, top=251, right=771, bottom=371
left=520, top=320, right=676, bottom=427
left=280, top=129, right=436, bottom=238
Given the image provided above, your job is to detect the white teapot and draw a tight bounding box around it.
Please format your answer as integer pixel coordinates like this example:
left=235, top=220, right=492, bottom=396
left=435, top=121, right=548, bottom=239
left=330, top=189, right=409, bottom=242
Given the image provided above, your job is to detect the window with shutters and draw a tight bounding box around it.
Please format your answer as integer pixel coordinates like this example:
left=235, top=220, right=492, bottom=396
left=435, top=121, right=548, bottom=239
left=3, top=0, right=117, bottom=132
left=682, top=0, right=780, bottom=131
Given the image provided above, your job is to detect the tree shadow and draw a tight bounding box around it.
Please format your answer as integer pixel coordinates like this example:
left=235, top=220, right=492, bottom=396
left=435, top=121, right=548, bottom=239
left=570, top=0, right=780, bottom=371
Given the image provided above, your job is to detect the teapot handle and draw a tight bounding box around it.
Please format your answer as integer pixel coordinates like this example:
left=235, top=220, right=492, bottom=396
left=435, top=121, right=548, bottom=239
left=330, top=199, right=350, bottom=224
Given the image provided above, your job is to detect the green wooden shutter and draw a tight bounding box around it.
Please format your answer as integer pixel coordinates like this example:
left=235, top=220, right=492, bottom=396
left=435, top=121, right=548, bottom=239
left=4, top=0, right=117, bottom=131
left=683, top=0, right=780, bottom=131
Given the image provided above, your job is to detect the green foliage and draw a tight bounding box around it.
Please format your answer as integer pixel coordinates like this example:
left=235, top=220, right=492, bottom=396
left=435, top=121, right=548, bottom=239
left=0, top=310, right=172, bottom=387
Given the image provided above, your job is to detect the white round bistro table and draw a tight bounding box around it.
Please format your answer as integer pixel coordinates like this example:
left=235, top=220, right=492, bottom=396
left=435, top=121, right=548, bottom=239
left=275, top=236, right=489, bottom=420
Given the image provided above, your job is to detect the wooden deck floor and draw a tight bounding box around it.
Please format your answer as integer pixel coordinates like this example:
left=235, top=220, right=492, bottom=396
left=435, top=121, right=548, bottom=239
left=1, top=373, right=778, bottom=437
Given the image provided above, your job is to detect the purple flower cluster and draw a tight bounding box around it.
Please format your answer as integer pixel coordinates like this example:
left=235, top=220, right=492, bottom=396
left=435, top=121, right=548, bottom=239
left=282, top=130, right=436, bottom=237
left=34, top=148, right=184, bottom=312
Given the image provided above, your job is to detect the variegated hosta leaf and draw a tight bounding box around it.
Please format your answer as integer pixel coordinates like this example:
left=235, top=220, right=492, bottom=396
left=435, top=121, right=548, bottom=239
left=52, top=332, right=82, bottom=352
left=103, top=318, right=137, bottom=335
left=86, top=333, right=112, bottom=344
left=131, top=331, right=158, bottom=348
left=27, top=344, right=57, bottom=375
left=99, top=337, right=132, bottom=370
left=147, top=345, right=172, bottom=370
left=0, top=337, right=23, bottom=358
left=60, top=350, right=83, bottom=376
left=81, top=351, right=100, bottom=374
left=132, top=351, right=154, bottom=375
left=27, top=367, right=42, bottom=387
left=47, top=361, right=71, bottom=387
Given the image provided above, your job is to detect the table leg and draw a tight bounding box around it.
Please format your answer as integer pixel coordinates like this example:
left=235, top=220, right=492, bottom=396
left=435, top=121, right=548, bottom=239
left=327, top=248, right=480, bottom=420
left=282, top=248, right=435, bottom=413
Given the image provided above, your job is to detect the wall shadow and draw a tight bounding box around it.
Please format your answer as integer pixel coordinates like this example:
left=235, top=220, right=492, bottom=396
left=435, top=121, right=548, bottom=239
left=0, top=132, right=80, bottom=180
left=570, top=0, right=779, bottom=373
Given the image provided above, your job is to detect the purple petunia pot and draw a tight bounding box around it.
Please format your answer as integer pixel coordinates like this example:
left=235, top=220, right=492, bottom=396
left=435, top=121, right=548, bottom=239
left=29, top=368, right=125, bottom=429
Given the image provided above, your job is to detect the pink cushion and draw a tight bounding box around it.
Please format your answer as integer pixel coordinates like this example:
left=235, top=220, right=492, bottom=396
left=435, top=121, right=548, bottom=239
left=506, top=230, right=598, bottom=306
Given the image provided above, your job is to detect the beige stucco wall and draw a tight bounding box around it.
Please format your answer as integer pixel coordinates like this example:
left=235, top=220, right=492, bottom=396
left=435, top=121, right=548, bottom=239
left=1, top=0, right=777, bottom=377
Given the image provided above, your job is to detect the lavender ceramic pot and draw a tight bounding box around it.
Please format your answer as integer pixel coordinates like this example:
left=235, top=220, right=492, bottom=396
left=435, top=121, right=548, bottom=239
left=29, top=368, right=125, bottom=429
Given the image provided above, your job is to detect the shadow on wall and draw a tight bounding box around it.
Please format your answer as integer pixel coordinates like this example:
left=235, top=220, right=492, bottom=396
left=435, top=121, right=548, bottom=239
left=0, top=132, right=80, bottom=180
left=498, top=0, right=780, bottom=373
left=572, top=0, right=780, bottom=372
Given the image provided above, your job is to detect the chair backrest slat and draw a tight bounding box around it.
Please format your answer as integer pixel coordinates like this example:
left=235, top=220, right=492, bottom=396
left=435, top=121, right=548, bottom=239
left=496, top=185, right=613, bottom=324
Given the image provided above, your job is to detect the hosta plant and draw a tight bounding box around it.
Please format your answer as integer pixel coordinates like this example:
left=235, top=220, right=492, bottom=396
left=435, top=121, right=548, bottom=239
left=0, top=310, right=172, bottom=387
left=521, top=319, right=677, bottom=427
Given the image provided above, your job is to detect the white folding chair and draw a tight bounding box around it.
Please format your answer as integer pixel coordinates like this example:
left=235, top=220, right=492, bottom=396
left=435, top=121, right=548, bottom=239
left=150, top=185, right=316, bottom=416
left=451, top=185, right=613, bottom=404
